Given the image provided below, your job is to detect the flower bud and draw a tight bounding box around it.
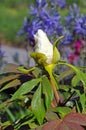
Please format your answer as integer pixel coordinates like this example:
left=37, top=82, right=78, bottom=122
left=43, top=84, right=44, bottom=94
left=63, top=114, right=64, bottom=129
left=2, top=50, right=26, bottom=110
left=34, top=29, right=60, bottom=64
left=34, top=29, right=53, bottom=64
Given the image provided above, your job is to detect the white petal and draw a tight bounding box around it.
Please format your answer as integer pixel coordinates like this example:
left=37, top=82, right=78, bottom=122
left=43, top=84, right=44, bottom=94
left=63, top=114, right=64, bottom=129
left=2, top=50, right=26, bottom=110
left=34, top=29, right=53, bottom=64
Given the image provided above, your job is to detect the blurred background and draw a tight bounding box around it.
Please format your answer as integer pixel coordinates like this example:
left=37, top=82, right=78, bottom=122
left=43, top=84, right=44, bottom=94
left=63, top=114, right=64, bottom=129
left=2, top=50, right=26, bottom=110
left=0, top=0, right=32, bottom=46
left=0, top=0, right=86, bottom=46
left=0, top=0, right=86, bottom=70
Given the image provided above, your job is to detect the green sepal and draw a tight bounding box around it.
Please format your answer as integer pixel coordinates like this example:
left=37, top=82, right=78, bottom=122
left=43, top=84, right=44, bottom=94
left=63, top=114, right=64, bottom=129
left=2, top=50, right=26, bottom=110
left=17, top=66, right=36, bottom=74
left=52, top=36, right=64, bottom=63
left=30, top=52, right=47, bottom=65
left=53, top=36, right=64, bottom=48
left=52, top=47, right=60, bottom=63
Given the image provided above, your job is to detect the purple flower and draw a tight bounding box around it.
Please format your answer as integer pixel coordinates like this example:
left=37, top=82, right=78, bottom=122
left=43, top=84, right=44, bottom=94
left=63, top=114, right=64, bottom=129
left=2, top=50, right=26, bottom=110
left=57, top=0, right=66, bottom=8
left=19, top=0, right=63, bottom=46
left=50, top=0, right=66, bottom=8
left=65, top=15, right=74, bottom=27
left=62, top=31, right=73, bottom=45
left=74, top=15, right=86, bottom=35
left=36, top=0, right=46, bottom=7
left=63, top=3, right=85, bottom=45
left=69, top=3, right=80, bottom=18
left=18, top=17, right=29, bottom=36
left=65, top=4, right=80, bottom=30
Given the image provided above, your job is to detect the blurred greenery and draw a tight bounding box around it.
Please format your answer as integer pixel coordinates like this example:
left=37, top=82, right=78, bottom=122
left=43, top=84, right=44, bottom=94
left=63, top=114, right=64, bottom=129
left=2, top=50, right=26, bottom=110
left=0, top=0, right=86, bottom=46
left=66, top=0, right=82, bottom=6
left=0, top=1, right=30, bottom=46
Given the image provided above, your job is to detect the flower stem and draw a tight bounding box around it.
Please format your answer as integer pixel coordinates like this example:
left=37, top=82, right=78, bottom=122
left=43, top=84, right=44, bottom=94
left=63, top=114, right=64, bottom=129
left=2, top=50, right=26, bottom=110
left=45, top=64, right=60, bottom=106
left=50, top=77, right=60, bottom=105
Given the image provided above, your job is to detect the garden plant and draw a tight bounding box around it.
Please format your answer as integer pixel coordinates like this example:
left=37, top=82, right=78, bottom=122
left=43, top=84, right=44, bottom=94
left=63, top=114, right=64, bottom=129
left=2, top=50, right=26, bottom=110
left=0, top=29, right=86, bottom=130
left=0, top=0, right=86, bottom=130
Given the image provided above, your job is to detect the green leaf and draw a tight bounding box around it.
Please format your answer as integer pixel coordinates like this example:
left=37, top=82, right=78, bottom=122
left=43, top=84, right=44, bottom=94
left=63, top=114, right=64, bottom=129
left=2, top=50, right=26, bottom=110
left=72, top=75, right=81, bottom=87
left=0, top=74, right=19, bottom=85
left=42, top=76, right=53, bottom=110
left=58, top=62, right=86, bottom=89
left=29, top=122, right=38, bottom=129
left=55, top=107, right=72, bottom=118
left=58, top=68, right=74, bottom=82
left=0, top=79, right=21, bottom=92
left=31, top=84, right=45, bottom=125
left=0, top=99, right=11, bottom=109
left=45, top=111, right=58, bottom=121
left=14, top=114, right=35, bottom=130
left=12, top=78, right=41, bottom=100
left=32, top=67, right=41, bottom=78
left=57, top=62, right=86, bottom=111
left=74, top=88, right=86, bottom=111
left=1, top=121, right=11, bottom=130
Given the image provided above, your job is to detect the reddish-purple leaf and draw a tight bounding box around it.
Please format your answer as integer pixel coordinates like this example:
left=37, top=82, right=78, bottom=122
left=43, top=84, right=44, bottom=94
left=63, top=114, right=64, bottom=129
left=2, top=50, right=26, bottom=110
left=42, top=112, right=86, bottom=130
left=64, top=112, right=86, bottom=126
left=42, top=119, right=61, bottom=130
left=64, top=121, right=84, bottom=130
left=0, top=74, right=20, bottom=85
left=3, top=63, right=19, bottom=73
left=57, top=121, right=70, bottom=130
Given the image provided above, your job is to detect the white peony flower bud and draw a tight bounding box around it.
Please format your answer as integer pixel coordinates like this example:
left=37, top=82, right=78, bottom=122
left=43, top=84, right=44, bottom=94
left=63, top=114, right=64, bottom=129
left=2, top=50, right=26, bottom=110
left=34, top=29, right=53, bottom=64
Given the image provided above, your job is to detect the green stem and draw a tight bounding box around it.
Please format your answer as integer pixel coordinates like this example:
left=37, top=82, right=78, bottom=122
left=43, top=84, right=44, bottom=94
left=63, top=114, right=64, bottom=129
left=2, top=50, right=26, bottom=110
left=50, top=77, right=60, bottom=105
left=5, top=107, right=15, bottom=122
left=45, top=64, right=60, bottom=105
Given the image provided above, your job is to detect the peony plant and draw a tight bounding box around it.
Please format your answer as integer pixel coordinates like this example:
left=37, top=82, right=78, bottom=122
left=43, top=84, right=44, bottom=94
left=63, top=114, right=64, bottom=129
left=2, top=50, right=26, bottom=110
left=31, top=29, right=61, bottom=64
left=0, top=29, right=86, bottom=130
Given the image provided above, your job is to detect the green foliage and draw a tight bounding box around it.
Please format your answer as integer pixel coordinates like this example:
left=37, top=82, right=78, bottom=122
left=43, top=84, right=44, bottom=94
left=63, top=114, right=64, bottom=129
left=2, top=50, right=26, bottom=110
left=31, top=84, right=45, bottom=125
left=0, top=2, right=28, bottom=45
left=0, top=1, right=86, bottom=129
left=0, top=60, right=86, bottom=129
left=66, top=0, right=82, bottom=6
left=12, top=78, right=41, bottom=100
left=42, top=76, right=54, bottom=110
